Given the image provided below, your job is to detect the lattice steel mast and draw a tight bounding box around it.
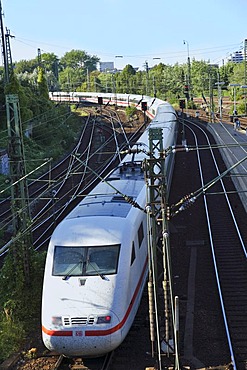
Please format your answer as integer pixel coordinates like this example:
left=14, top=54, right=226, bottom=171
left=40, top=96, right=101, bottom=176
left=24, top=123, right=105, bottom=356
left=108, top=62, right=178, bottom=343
left=0, top=1, right=8, bottom=82
left=144, top=128, right=180, bottom=370
left=1, top=0, right=31, bottom=284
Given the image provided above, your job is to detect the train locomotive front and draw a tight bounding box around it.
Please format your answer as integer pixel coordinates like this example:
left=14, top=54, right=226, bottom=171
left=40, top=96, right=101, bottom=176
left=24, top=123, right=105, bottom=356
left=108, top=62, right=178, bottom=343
left=41, top=96, right=177, bottom=357
left=42, top=163, right=149, bottom=356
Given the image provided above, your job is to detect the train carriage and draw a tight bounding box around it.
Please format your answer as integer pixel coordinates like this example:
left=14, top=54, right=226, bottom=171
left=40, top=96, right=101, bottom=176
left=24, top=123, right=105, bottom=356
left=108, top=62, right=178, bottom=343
left=42, top=94, right=177, bottom=356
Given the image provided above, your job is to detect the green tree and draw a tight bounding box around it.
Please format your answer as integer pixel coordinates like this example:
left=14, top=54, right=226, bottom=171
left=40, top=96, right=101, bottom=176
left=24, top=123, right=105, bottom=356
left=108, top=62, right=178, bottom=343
left=39, top=52, right=59, bottom=73
left=4, top=71, right=33, bottom=123
left=14, top=59, right=37, bottom=74
left=37, top=66, right=49, bottom=99
left=191, top=60, right=211, bottom=97
left=59, top=66, right=85, bottom=91
left=58, top=50, right=99, bottom=91
left=60, top=49, right=99, bottom=72
left=122, top=64, right=136, bottom=76
left=135, top=71, right=145, bottom=95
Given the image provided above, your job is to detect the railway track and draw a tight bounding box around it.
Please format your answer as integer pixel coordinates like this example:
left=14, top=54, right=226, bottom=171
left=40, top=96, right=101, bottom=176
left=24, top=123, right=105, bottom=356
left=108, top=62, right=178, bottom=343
left=189, top=120, right=247, bottom=369
left=185, top=108, right=247, bottom=130
left=170, top=115, right=247, bottom=369
left=7, top=352, right=114, bottom=370
left=52, top=352, right=114, bottom=369
left=31, top=112, right=121, bottom=250
left=0, top=107, right=143, bottom=255
left=0, top=106, right=151, bottom=370
left=12, top=287, right=156, bottom=370
left=0, top=114, right=92, bottom=249
left=3, top=105, right=247, bottom=369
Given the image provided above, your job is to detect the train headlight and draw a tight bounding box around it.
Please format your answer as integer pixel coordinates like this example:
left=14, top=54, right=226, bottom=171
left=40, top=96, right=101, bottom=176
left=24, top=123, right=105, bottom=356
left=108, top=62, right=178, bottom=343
left=52, top=316, right=63, bottom=327
left=96, top=315, right=111, bottom=324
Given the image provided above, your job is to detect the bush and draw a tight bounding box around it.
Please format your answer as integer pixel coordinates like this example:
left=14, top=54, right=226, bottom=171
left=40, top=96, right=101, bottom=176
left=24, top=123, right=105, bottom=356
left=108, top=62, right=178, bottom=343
left=0, top=249, right=46, bottom=362
left=125, top=105, right=137, bottom=120
left=235, top=100, right=247, bottom=115
left=0, top=316, right=25, bottom=362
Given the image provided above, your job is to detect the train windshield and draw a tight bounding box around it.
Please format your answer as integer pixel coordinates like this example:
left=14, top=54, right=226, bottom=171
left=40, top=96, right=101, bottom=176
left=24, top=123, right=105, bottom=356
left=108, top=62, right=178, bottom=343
left=52, top=244, right=120, bottom=277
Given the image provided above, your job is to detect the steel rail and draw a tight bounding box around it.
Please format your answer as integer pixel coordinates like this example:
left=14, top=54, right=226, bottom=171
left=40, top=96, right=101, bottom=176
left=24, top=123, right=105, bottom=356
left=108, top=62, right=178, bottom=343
left=211, top=120, right=247, bottom=175
left=184, top=118, right=244, bottom=369
left=193, top=121, right=247, bottom=257
left=0, top=116, right=91, bottom=226
left=33, top=110, right=131, bottom=250
left=31, top=115, right=97, bottom=223
left=1, top=111, right=128, bottom=254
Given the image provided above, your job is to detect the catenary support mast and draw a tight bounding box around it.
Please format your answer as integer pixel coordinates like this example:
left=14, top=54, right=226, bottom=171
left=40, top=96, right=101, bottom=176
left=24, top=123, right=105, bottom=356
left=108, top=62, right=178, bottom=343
left=6, top=95, right=32, bottom=282
left=144, top=127, right=180, bottom=370
left=0, top=1, right=8, bottom=82
left=0, top=0, right=32, bottom=284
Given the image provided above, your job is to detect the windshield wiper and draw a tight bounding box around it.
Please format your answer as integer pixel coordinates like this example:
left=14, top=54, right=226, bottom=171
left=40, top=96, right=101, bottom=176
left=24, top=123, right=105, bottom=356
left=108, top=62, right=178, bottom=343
left=62, top=261, right=108, bottom=281
left=87, top=262, right=108, bottom=280
left=62, top=260, right=83, bottom=280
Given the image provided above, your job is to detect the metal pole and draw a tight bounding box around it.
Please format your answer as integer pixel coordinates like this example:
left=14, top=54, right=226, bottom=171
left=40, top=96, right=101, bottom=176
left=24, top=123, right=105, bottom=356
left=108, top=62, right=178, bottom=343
left=175, top=296, right=180, bottom=370
left=234, top=86, right=236, bottom=113
left=145, top=60, right=149, bottom=95
left=181, top=107, right=186, bottom=145
left=183, top=40, right=191, bottom=100
left=0, top=1, right=9, bottom=83
left=209, top=73, right=214, bottom=122
left=219, top=85, right=222, bottom=122
left=229, top=84, right=240, bottom=116
left=6, top=94, right=32, bottom=285
left=215, top=81, right=224, bottom=122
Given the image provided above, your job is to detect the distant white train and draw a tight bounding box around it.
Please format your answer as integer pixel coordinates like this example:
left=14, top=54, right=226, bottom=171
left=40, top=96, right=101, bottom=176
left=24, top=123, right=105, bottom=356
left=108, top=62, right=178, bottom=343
left=42, top=93, right=177, bottom=357
left=49, top=91, right=166, bottom=120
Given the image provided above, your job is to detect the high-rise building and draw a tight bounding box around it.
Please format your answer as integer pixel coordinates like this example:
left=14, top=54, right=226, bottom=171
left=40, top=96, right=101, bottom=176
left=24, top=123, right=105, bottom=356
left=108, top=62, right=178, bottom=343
left=229, top=51, right=244, bottom=63
left=99, top=62, right=115, bottom=72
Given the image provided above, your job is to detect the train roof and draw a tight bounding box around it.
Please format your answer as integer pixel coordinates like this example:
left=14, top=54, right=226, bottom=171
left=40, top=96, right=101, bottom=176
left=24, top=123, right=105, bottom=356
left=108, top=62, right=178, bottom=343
left=66, top=162, right=145, bottom=221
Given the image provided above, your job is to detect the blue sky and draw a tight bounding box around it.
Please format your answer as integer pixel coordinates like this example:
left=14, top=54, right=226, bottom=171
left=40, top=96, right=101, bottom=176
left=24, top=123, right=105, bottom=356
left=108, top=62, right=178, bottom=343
left=2, top=0, right=247, bottom=70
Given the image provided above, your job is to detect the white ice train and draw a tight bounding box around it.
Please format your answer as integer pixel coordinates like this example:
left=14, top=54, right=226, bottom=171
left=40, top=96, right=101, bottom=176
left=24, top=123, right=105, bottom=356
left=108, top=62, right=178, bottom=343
left=42, top=93, right=177, bottom=357
left=49, top=91, right=168, bottom=121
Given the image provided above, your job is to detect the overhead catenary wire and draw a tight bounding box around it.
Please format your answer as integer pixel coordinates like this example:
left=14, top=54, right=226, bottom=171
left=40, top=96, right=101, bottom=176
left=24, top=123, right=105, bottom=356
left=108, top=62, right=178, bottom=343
left=0, top=104, right=143, bottom=251
left=170, top=145, right=247, bottom=216
left=1, top=141, right=113, bottom=253
left=0, top=157, right=53, bottom=196
left=1, top=109, right=136, bottom=252
left=73, top=154, right=146, bottom=212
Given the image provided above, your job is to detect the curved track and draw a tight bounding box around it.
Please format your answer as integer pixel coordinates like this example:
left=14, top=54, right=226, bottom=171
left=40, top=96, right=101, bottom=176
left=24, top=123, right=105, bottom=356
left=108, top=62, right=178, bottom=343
left=170, top=115, right=247, bottom=369
left=3, top=108, right=155, bottom=370
left=0, top=108, right=145, bottom=255
left=4, top=108, right=247, bottom=369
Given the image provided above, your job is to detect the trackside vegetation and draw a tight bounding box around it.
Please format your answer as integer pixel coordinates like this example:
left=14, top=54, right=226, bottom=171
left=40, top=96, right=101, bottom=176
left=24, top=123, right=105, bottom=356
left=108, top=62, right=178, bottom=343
left=8, top=48, right=247, bottom=113
left=0, top=47, right=247, bottom=362
left=0, top=65, right=84, bottom=362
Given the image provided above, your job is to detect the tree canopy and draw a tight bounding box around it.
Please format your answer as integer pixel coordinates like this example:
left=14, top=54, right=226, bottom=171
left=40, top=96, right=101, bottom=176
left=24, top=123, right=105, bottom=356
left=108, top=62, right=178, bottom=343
left=1, top=48, right=246, bottom=113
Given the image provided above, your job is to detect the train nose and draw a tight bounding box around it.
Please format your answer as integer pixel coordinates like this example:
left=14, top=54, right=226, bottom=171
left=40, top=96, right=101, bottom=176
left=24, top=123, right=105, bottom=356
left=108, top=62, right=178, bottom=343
left=46, top=332, right=113, bottom=357
left=42, top=311, right=122, bottom=357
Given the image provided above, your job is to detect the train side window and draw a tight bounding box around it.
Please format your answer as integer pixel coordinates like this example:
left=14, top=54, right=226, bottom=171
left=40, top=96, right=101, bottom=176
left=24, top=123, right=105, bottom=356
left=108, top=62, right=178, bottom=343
left=130, top=241, right=136, bottom=266
left=138, top=222, right=144, bottom=248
